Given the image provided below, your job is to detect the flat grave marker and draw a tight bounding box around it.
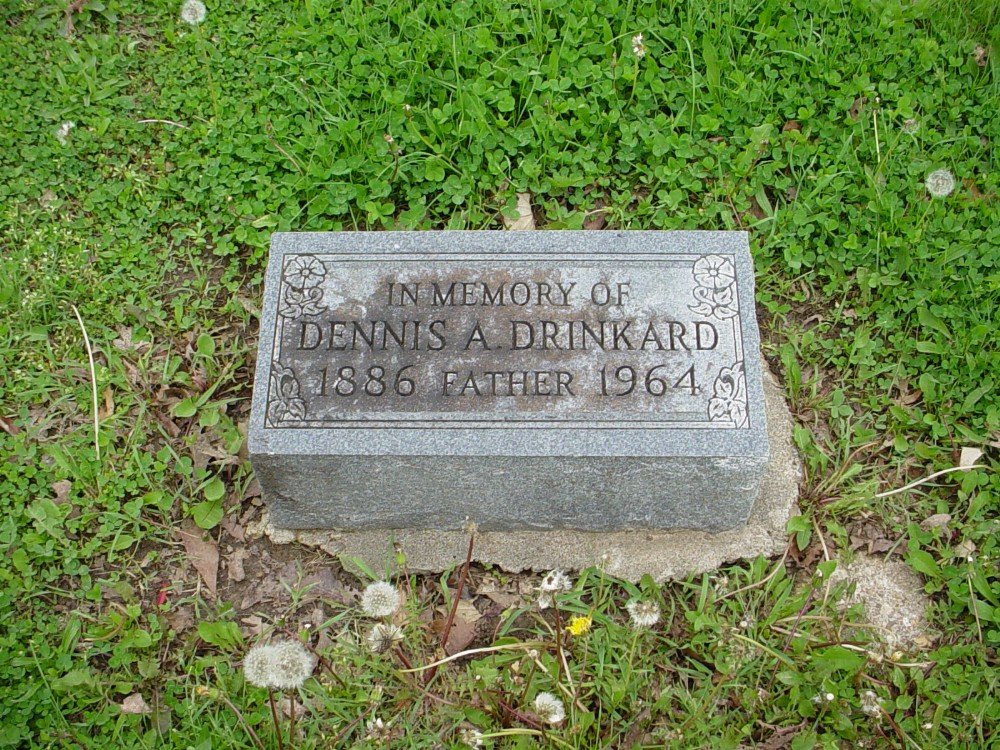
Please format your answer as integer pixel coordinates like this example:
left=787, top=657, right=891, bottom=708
left=249, top=231, right=769, bottom=532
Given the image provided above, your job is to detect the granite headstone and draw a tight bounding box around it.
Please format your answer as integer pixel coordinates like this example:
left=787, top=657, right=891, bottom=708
left=249, top=231, right=768, bottom=532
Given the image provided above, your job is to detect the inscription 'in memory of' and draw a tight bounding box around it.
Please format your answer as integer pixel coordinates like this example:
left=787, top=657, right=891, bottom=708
left=266, top=255, right=750, bottom=428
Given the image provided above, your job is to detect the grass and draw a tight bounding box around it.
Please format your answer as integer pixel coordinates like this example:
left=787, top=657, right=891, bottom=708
left=0, top=0, right=997, bottom=747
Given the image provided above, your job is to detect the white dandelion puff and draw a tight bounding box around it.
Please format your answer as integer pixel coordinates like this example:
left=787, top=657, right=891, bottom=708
left=242, top=644, right=276, bottom=688
left=179, top=0, right=206, bottom=25
left=540, top=570, right=572, bottom=593
left=366, top=717, right=392, bottom=742
left=861, top=690, right=882, bottom=717
left=533, top=692, right=566, bottom=725
left=265, top=639, right=315, bottom=690
left=459, top=726, right=484, bottom=748
left=626, top=600, right=661, bottom=629
left=361, top=581, right=400, bottom=618
left=55, top=122, right=75, bottom=146
left=632, top=33, right=646, bottom=59
left=925, top=168, right=955, bottom=198
left=366, top=623, right=404, bottom=654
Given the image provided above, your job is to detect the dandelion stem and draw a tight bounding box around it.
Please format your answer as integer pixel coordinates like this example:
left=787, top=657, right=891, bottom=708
left=71, top=305, right=100, bottom=464
left=402, top=642, right=549, bottom=672
left=216, top=692, right=265, bottom=750
left=425, top=529, right=475, bottom=685
left=552, top=604, right=565, bottom=684
left=267, top=689, right=285, bottom=750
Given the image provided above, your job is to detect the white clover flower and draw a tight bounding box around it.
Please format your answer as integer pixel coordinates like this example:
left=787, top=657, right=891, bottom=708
left=533, top=692, right=566, bottom=725
left=179, top=0, right=206, bottom=25
left=366, top=622, right=404, bottom=654
left=626, top=600, right=661, bottom=629
left=366, top=717, right=391, bottom=742
left=459, top=726, right=484, bottom=748
left=242, top=643, right=276, bottom=688
left=925, top=168, right=955, bottom=198
left=361, top=581, right=400, bottom=618
left=537, top=591, right=554, bottom=610
left=55, top=122, right=75, bottom=145
left=632, top=33, right=646, bottom=59
left=266, top=639, right=316, bottom=690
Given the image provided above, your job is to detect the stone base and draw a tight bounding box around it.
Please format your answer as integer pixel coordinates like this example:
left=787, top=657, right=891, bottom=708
left=257, top=371, right=799, bottom=582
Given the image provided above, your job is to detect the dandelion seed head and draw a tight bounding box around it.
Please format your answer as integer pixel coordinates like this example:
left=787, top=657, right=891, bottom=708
left=243, top=644, right=276, bottom=688
left=179, top=0, right=206, bottom=25
left=925, top=168, right=955, bottom=198
left=533, top=692, right=566, bottom=725
left=366, top=622, right=404, bottom=654
left=626, top=599, right=661, bottom=629
left=361, top=581, right=400, bottom=618
left=632, top=33, right=646, bottom=59
left=861, top=689, right=882, bottom=717
left=265, top=640, right=315, bottom=690
left=55, top=122, right=75, bottom=145
left=459, top=726, right=484, bottom=748
left=366, top=717, right=392, bottom=742
left=540, top=570, right=572, bottom=594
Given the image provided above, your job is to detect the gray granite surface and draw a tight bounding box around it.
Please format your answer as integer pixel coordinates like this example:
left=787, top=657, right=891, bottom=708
left=249, top=231, right=769, bottom=531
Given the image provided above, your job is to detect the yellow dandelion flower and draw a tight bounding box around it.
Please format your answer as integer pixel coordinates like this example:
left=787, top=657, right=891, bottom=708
left=566, top=614, right=593, bottom=636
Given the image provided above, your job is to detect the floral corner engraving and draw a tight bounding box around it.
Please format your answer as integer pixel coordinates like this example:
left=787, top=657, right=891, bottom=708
left=279, top=254, right=327, bottom=318
left=267, top=362, right=306, bottom=425
left=708, top=361, right=748, bottom=428
left=689, top=254, right=738, bottom=320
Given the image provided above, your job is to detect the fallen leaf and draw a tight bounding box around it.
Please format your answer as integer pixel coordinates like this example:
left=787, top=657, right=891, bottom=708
left=280, top=696, right=306, bottom=720
left=920, top=513, right=951, bottom=530
left=52, top=479, right=72, bottom=504
left=225, top=547, right=248, bottom=583
left=974, top=45, right=988, bottom=67
left=954, top=539, right=976, bottom=559
left=504, top=192, right=535, bottom=230
left=99, top=387, right=114, bottom=420
left=849, top=96, right=865, bottom=120
left=958, top=446, right=983, bottom=470
left=782, top=120, right=801, bottom=132
left=444, top=619, right=478, bottom=656
left=121, top=693, right=152, bottom=714
left=178, top=519, right=219, bottom=597
left=0, top=415, right=19, bottom=436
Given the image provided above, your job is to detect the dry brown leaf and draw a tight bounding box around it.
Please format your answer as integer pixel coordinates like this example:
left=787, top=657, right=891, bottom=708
left=121, top=693, right=152, bottom=714
left=0, top=415, right=20, bottom=436
left=504, top=192, right=535, bottom=230
left=178, top=519, right=219, bottom=597
left=444, top=619, right=478, bottom=656
left=52, top=479, right=72, bottom=504
left=958, top=446, right=984, bottom=469
left=920, top=513, right=952, bottom=530
left=226, top=547, right=248, bottom=583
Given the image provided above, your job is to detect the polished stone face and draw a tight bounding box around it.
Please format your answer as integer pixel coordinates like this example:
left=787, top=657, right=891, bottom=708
left=249, top=231, right=769, bottom=532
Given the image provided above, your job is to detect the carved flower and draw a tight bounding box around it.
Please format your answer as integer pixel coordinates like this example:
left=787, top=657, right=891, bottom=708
left=268, top=363, right=306, bottom=424
left=284, top=255, right=326, bottom=290
left=708, top=362, right=748, bottom=428
left=693, top=255, right=736, bottom=291
left=690, top=255, right=738, bottom=319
